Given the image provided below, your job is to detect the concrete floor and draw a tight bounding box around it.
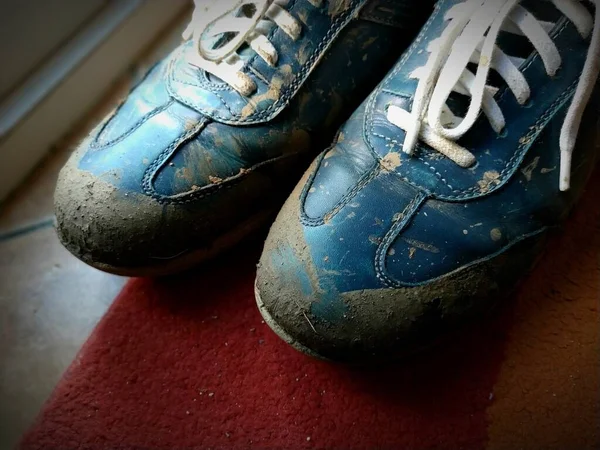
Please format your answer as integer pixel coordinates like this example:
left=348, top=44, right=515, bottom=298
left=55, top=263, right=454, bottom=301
left=0, top=17, right=186, bottom=449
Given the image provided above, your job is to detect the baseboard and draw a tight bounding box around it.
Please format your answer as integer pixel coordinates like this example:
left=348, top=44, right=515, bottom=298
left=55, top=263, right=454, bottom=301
left=0, top=0, right=190, bottom=202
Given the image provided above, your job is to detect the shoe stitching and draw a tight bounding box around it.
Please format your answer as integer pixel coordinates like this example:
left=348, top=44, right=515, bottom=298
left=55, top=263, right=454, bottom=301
left=246, top=0, right=299, bottom=68
left=141, top=118, right=301, bottom=205
left=91, top=60, right=162, bottom=144
left=364, top=12, right=578, bottom=199
left=440, top=19, right=571, bottom=197
left=363, top=3, right=441, bottom=163
left=170, top=43, right=234, bottom=92
left=374, top=191, right=426, bottom=288
left=416, top=152, right=454, bottom=190
left=156, top=153, right=302, bottom=205
left=90, top=60, right=169, bottom=149
left=172, top=71, right=232, bottom=92
left=91, top=101, right=174, bottom=150
left=299, top=147, right=381, bottom=227
left=445, top=79, right=578, bottom=200
left=378, top=227, right=550, bottom=288
left=369, top=80, right=575, bottom=284
left=167, top=0, right=365, bottom=125
left=141, top=117, right=209, bottom=201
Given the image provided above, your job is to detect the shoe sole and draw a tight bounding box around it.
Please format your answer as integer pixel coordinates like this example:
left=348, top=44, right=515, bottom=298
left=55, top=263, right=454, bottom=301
left=254, top=280, right=332, bottom=361
left=253, top=238, right=551, bottom=364
left=254, top=279, right=514, bottom=364
left=254, top=281, right=440, bottom=363
left=72, top=209, right=275, bottom=277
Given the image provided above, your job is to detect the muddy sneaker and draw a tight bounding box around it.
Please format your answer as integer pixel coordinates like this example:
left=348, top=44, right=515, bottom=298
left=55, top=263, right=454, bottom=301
left=54, top=0, right=433, bottom=276
left=255, top=0, right=600, bottom=362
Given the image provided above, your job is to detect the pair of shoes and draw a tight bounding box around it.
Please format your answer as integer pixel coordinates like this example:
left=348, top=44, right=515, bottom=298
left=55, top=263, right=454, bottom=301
left=55, top=0, right=600, bottom=363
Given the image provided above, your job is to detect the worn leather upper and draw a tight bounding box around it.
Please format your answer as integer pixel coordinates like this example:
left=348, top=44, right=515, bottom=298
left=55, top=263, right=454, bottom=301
left=256, top=0, right=599, bottom=358
left=55, top=0, right=433, bottom=270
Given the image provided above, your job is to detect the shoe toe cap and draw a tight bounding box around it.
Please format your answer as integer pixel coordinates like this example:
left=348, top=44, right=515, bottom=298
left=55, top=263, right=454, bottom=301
left=54, top=144, right=174, bottom=272
left=256, top=176, right=546, bottom=363
left=257, top=226, right=492, bottom=362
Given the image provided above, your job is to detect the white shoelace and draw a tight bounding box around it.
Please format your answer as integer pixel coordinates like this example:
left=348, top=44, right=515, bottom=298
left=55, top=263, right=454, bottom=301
left=182, top=0, right=322, bottom=97
left=386, top=0, right=599, bottom=191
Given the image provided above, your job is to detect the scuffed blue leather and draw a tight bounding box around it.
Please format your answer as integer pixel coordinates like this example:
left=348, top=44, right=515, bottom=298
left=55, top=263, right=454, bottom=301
left=55, top=0, right=440, bottom=272
left=168, top=0, right=366, bottom=124
left=75, top=0, right=426, bottom=202
left=289, top=0, right=599, bottom=315
left=93, top=61, right=173, bottom=147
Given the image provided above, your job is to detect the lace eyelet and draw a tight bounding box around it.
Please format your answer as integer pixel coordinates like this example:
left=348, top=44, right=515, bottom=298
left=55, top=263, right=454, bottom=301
left=497, top=127, right=508, bottom=138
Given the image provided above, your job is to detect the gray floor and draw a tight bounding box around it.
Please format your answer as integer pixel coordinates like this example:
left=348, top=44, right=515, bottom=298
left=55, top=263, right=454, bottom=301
left=0, top=17, right=186, bottom=449
left=0, top=145, right=128, bottom=450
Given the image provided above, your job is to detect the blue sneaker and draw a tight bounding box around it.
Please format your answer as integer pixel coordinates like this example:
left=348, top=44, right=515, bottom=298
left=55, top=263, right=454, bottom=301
left=54, top=0, right=433, bottom=276
left=255, top=0, right=600, bottom=362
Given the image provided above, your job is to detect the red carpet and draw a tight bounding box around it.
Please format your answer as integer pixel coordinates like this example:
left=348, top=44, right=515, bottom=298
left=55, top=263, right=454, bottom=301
left=21, top=176, right=600, bottom=449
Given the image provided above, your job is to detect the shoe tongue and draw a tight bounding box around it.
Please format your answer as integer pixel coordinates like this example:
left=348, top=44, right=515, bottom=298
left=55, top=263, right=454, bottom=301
left=444, top=0, right=564, bottom=126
